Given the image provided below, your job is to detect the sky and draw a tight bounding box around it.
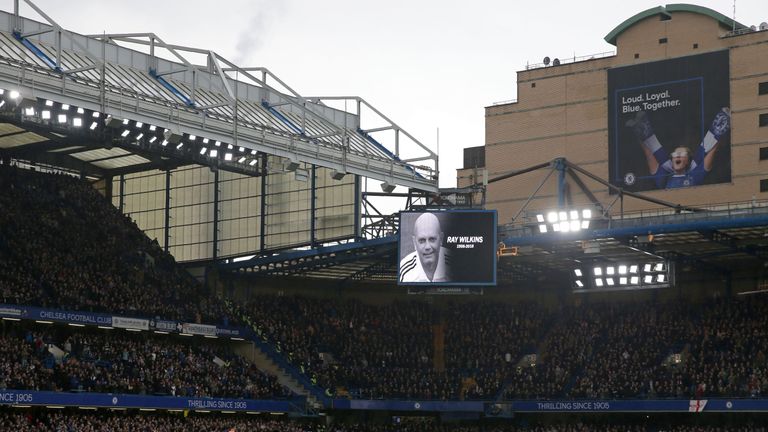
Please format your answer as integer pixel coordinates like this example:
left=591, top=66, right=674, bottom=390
left=12, top=0, right=767, bottom=188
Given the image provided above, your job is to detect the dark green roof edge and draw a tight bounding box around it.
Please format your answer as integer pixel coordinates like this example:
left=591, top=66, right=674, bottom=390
left=604, top=4, right=748, bottom=46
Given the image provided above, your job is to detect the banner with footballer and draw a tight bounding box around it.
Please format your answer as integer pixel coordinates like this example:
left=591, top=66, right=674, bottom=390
left=608, top=50, right=731, bottom=192
left=398, top=210, right=497, bottom=286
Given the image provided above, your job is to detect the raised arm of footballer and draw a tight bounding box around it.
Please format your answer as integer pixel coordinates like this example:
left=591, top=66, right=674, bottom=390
left=399, top=213, right=452, bottom=283
left=627, top=108, right=730, bottom=189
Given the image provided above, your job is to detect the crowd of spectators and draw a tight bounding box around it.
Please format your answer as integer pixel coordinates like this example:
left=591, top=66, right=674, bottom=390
left=235, top=293, right=768, bottom=402
left=1, top=410, right=768, bottom=431
left=237, top=295, right=445, bottom=400
left=0, top=165, right=230, bottom=325
left=0, top=322, right=290, bottom=399
left=5, top=165, right=768, bottom=405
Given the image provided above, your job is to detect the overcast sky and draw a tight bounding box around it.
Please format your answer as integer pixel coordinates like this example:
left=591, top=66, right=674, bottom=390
left=16, top=0, right=767, bottom=188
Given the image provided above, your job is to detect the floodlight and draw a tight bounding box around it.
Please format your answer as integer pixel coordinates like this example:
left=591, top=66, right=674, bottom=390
left=61, top=104, right=70, bottom=110
left=209, top=149, right=218, bottom=157
left=161, top=140, right=168, bottom=146
left=105, top=115, right=123, bottom=129
left=654, top=263, right=665, bottom=272
left=227, top=144, right=234, bottom=150
left=575, top=280, right=584, bottom=288
left=237, top=156, right=246, bottom=163
left=593, top=267, right=602, bottom=276
left=536, top=214, right=545, bottom=223
left=582, top=209, right=592, bottom=219
left=148, top=136, right=157, bottom=143
left=644, top=275, right=653, bottom=284
left=606, top=266, right=615, bottom=275
left=57, top=114, right=67, bottom=123
left=120, top=130, right=130, bottom=137
left=570, top=210, right=579, bottom=220
left=202, top=138, right=209, bottom=144
left=294, top=168, right=309, bottom=182
left=175, top=142, right=184, bottom=150
left=73, top=118, right=82, bottom=127
left=574, top=269, right=582, bottom=277
left=250, top=150, right=257, bottom=155
left=552, top=222, right=561, bottom=232
left=0, top=100, right=6, bottom=108
left=657, top=274, right=666, bottom=283
left=24, top=107, right=34, bottom=116
left=629, top=265, right=638, bottom=274
left=618, top=265, right=627, bottom=275
left=249, top=159, right=258, bottom=166
left=148, top=125, right=156, bottom=131
left=200, top=147, right=208, bottom=155
left=619, top=277, right=628, bottom=285
left=135, top=122, right=143, bottom=128
left=560, top=222, right=571, bottom=232
left=45, top=100, right=54, bottom=107
left=224, top=153, right=233, bottom=161
left=135, top=133, right=143, bottom=140
left=630, top=276, right=639, bottom=284
left=380, top=181, right=396, bottom=193
left=538, top=225, right=547, bottom=233
left=239, top=146, right=246, bottom=152
left=283, top=159, right=300, bottom=171
left=122, top=119, right=129, bottom=125
left=77, top=107, right=84, bottom=114
left=547, top=212, right=558, bottom=223
left=330, top=169, right=346, bottom=180
left=214, top=141, right=221, bottom=147
left=569, top=220, right=580, bottom=231
left=595, top=278, right=604, bottom=287
left=643, top=264, right=652, bottom=273
left=163, top=129, right=183, bottom=144
left=9, top=90, right=19, bottom=99
left=581, top=220, right=590, bottom=229
left=606, top=278, right=615, bottom=286
left=559, top=211, right=568, bottom=221
left=89, top=121, right=98, bottom=130
left=92, top=111, right=100, bottom=118
left=188, top=134, right=196, bottom=140
left=42, top=110, right=51, bottom=119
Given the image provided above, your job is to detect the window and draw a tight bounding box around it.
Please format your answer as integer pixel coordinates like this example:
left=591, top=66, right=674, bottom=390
left=660, top=14, right=671, bottom=21
left=531, top=83, right=536, bottom=88
left=693, top=43, right=699, bottom=49
left=761, top=147, right=768, bottom=160
left=760, top=82, right=768, bottom=95
left=761, top=113, right=768, bottom=127
left=762, top=179, right=768, bottom=192
left=634, top=53, right=640, bottom=59
left=659, top=38, right=668, bottom=44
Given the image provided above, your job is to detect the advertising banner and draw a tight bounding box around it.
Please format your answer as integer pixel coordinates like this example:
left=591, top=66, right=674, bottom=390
left=181, top=322, right=217, bottom=336
left=608, top=50, right=731, bottom=192
left=112, top=316, right=150, bottom=331
left=0, top=389, right=295, bottom=412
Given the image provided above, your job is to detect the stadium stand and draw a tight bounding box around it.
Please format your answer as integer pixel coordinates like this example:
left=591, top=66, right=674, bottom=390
left=233, top=291, right=768, bottom=401
left=2, top=409, right=768, bottom=431
left=0, top=321, right=290, bottom=399
left=0, top=165, right=231, bottom=325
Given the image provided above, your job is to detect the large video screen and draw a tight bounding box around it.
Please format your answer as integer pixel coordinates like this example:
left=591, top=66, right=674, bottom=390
left=398, top=210, right=497, bottom=286
left=608, top=50, right=731, bottom=192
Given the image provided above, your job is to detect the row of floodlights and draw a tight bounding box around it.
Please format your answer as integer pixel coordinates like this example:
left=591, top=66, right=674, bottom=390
left=573, top=262, right=669, bottom=290
left=4, top=92, right=363, bottom=183
left=536, top=208, right=592, bottom=233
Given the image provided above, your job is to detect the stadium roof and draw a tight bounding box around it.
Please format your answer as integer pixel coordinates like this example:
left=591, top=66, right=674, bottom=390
left=604, top=4, right=747, bottom=45
left=0, top=1, right=438, bottom=190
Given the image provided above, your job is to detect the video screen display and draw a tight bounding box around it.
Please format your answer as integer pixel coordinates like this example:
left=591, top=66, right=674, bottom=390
left=398, top=210, right=497, bottom=286
left=608, top=50, right=731, bottom=192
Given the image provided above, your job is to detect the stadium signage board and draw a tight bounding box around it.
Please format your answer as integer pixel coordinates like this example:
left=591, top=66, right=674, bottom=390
left=398, top=210, right=497, bottom=286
